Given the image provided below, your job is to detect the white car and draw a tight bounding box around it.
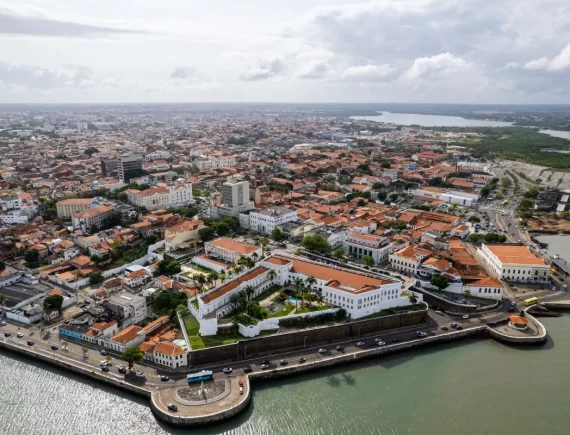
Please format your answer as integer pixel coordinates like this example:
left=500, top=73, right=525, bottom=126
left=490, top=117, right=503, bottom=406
left=17, top=333, right=24, bottom=338
left=223, top=367, right=233, bottom=374
left=462, top=315, right=470, bottom=319
left=100, top=360, right=108, bottom=367
left=135, top=371, right=145, bottom=378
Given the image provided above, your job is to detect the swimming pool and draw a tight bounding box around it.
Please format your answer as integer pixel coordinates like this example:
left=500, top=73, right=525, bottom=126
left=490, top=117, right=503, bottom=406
left=287, top=297, right=300, bottom=304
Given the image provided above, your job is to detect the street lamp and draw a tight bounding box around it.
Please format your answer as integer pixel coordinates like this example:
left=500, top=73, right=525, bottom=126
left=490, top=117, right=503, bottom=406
left=303, top=336, right=307, bottom=349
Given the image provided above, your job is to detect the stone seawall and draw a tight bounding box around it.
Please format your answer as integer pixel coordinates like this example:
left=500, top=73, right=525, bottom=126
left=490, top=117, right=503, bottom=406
left=249, top=326, right=487, bottom=382
left=0, top=340, right=151, bottom=399
left=190, top=308, right=428, bottom=367
left=485, top=312, right=548, bottom=345
left=149, top=378, right=252, bottom=427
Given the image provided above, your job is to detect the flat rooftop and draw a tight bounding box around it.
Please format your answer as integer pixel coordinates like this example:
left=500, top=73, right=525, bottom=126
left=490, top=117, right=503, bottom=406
left=0, top=282, right=51, bottom=309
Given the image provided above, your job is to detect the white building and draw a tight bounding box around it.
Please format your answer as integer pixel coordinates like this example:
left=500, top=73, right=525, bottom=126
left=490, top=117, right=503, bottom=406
left=56, top=198, right=94, bottom=218
left=390, top=245, right=432, bottom=275
left=410, top=187, right=479, bottom=207
left=205, top=238, right=262, bottom=263
left=477, top=244, right=549, bottom=283
left=344, top=232, right=391, bottom=264
left=195, top=155, right=236, bottom=170
left=0, top=210, right=29, bottom=224
left=189, top=255, right=421, bottom=335
left=250, top=206, right=297, bottom=234
left=152, top=342, right=188, bottom=369
left=71, top=204, right=115, bottom=232
left=103, top=292, right=148, bottom=327
left=123, top=268, right=152, bottom=289
left=126, top=181, right=192, bottom=211
left=164, top=219, right=204, bottom=252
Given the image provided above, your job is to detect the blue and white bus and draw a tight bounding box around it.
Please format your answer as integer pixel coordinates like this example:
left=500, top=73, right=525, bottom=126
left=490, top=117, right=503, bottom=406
left=187, top=370, right=213, bottom=383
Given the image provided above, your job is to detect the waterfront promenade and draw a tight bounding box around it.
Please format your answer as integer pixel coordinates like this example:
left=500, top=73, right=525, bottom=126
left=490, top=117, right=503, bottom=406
left=1, top=294, right=557, bottom=428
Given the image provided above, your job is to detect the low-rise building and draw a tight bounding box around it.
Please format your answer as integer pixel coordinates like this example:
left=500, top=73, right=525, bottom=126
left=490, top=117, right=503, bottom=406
left=71, top=204, right=115, bottom=232
left=56, top=198, right=93, bottom=218
left=205, top=238, right=262, bottom=264
left=126, top=181, right=192, bottom=211
left=344, top=232, right=391, bottom=264
left=103, top=292, right=147, bottom=327
left=477, top=244, right=549, bottom=283
left=250, top=206, right=297, bottom=234
left=390, top=245, right=432, bottom=275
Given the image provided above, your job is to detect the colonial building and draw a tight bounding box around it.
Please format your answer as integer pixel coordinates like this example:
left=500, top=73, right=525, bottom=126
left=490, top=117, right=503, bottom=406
left=477, top=244, right=549, bottom=283
left=126, top=181, right=192, bottom=211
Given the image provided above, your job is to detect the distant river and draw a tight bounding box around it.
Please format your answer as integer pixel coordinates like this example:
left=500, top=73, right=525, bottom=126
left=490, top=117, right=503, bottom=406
left=2, top=315, right=570, bottom=434
left=352, top=111, right=570, bottom=139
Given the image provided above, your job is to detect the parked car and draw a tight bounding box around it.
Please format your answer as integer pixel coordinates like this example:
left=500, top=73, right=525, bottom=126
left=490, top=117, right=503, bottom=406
left=373, top=337, right=382, bottom=343
left=298, top=357, right=306, bottom=363
left=317, top=348, right=327, bottom=354
left=416, top=331, right=427, bottom=338
left=117, top=366, right=127, bottom=374
left=167, top=404, right=178, bottom=412
left=100, top=361, right=108, bottom=367
left=27, top=340, right=34, bottom=346
left=4, top=332, right=11, bottom=337
left=160, top=375, right=169, bottom=382
left=99, top=350, right=108, bottom=355
left=462, top=315, right=470, bottom=319
left=17, top=333, right=24, bottom=338
left=456, top=325, right=464, bottom=330
left=223, top=367, right=233, bottom=374
left=435, top=310, right=444, bottom=315
left=0, top=321, right=6, bottom=326
left=243, top=365, right=252, bottom=373
left=451, top=322, right=458, bottom=329
left=261, top=360, right=270, bottom=365
left=376, top=341, right=386, bottom=346
left=279, top=359, right=288, bottom=366
left=356, top=341, right=367, bottom=347
left=135, top=371, right=145, bottom=378
left=239, top=386, right=244, bottom=395
left=441, top=326, right=449, bottom=331
left=260, top=363, right=270, bottom=370
left=51, top=344, right=59, bottom=350
left=335, top=345, right=344, bottom=352
left=101, top=366, right=109, bottom=372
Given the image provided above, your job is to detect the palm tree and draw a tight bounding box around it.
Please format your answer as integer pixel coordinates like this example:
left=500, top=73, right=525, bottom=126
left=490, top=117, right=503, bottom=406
left=268, top=268, right=277, bottom=283
left=252, top=252, right=259, bottom=262
left=234, top=264, right=244, bottom=275
left=193, top=273, right=208, bottom=292
left=220, top=272, right=227, bottom=284
left=208, top=271, right=219, bottom=287
left=316, top=290, right=325, bottom=307
left=408, top=292, right=418, bottom=304
left=231, top=315, right=240, bottom=336
left=237, top=289, right=248, bottom=313
left=229, top=293, right=239, bottom=312
left=293, top=277, right=305, bottom=309
left=245, top=285, right=255, bottom=301
left=305, top=275, right=317, bottom=292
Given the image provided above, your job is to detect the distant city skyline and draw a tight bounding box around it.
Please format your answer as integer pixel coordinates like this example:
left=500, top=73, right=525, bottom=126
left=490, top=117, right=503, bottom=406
left=1, top=0, right=569, bottom=104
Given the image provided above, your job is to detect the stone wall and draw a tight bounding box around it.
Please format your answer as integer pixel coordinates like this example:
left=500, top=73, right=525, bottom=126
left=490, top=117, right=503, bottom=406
left=189, top=308, right=428, bottom=367
left=413, top=287, right=478, bottom=314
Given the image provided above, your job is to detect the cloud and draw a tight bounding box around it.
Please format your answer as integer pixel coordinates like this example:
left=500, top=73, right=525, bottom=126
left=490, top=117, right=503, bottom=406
left=169, top=67, right=197, bottom=79
left=524, top=57, right=549, bottom=70
left=294, top=61, right=333, bottom=79
left=0, top=6, right=140, bottom=37
left=0, top=63, right=99, bottom=90
left=340, top=64, right=395, bottom=81
left=402, top=53, right=471, bottom=80
left=504, top=62, right=520, bottom=69
left=547, top=43, right=570, bottom=71
left=240, top=56, right=285, bottom=81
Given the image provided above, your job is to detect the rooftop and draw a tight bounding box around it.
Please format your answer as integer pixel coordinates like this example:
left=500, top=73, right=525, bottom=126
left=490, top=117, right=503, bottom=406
left=207, top=237, right=259, bottom=255
left=486, top=244, right=547, bottom=267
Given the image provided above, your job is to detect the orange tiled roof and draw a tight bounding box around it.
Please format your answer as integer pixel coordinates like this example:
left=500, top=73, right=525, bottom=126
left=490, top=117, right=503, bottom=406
left=202, top=266, right=268, bottom=303
left=208, top=238, right=258, bottom=255
left=111, top=325, right=143, bottom=344
left=154, top=341, right=184, bottom=356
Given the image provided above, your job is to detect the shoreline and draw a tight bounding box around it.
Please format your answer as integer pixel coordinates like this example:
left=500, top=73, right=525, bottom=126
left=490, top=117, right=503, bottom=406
left=0, top=310, right=549, bottom=428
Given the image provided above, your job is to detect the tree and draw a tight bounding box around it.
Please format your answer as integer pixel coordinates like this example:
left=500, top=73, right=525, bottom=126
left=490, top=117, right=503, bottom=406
left=467, top=233, right=484, bottom=243
left=43, top=294, right=64, bottom=313
left=121, top=347, right=144, bottom=370
left=157, top=259, right=181, bottom=276
left=468, top=216, right=480, bottom=223
left=523, top=188, right=539, bottom=199
left=271, top=227, right=285, bottom=241
left=84, top=147, right=99, bottom=156
left=207, top=271, right=219, bottom=287
left=268, top=268, right=277, bottom=282
left=373, top=182, right=385, bottom=190
left=357, top=199, right=367, bottom=207
left=430, top=274, right=449, bottom=291
left=89, top=271, right=104, bottom=285
left=198, top=227, right=215, bottom=242
left=258, top=237, right=269, bottom=249
left=560, top=211, right=570, bottom=220
left=362, top=255, right=375, bottom=268
left=408, top=292, right=418, bottom=304
left=393, top=221, right=407, bottom=231
left=463, top=289, right=472, bottom=298
left=192, top=273, right=208, bottom=292
left=315, top=290, right=325, bottom=307
left=24, top=249, right=39, bottom=265
left=333, top=248, right=345, bottom=260
left=0, top=294, right=7, bottom=316
left=301, top=234, right=332, bottom=254
left=305, top=275, right=317, bottom=294
left=381, top=161, right=391, bottom=168
left=0, top=261, right=5, bottom=272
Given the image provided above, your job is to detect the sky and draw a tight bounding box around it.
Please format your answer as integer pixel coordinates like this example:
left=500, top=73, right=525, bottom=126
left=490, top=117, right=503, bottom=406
left=1, top=0, right=570, bottom=104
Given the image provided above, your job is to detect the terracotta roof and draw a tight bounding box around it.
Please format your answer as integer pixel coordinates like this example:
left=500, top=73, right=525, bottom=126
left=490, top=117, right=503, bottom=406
left=110, top=325, right=143, bottom=344
left=208, top=238, right=258, bottom=255
left=467, top=277, right=503, bottom=288
left=202, top=266, right=268, bottom=303
left=154, top=341, right=184, bottom=356
left=57, top=198, right=92, bottom=206
left=279, top=256, right=390, bottom=294
left=73, top=204, right=114, bottom=219
left=486, top=245, right=547, bottom=267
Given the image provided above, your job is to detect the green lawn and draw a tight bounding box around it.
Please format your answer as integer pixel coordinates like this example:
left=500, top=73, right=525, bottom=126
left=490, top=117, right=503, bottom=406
left=183, top=313, right=200, bottom=336
left=295, top=304, right=330, bottom=314
left=269, top=303, right=294, bottom=318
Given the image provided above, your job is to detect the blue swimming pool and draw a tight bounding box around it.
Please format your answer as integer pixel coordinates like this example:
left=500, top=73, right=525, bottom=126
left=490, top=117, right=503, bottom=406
left=287, top=297, right=299, bottom=304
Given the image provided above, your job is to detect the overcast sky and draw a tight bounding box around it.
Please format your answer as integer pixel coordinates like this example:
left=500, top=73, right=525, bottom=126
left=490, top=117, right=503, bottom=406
left=1, top=0, right=570, bottom=104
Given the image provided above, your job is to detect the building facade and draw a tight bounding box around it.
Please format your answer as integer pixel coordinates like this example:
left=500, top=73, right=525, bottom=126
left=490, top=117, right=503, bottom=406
left=250, top=207, right=298, bottom=234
